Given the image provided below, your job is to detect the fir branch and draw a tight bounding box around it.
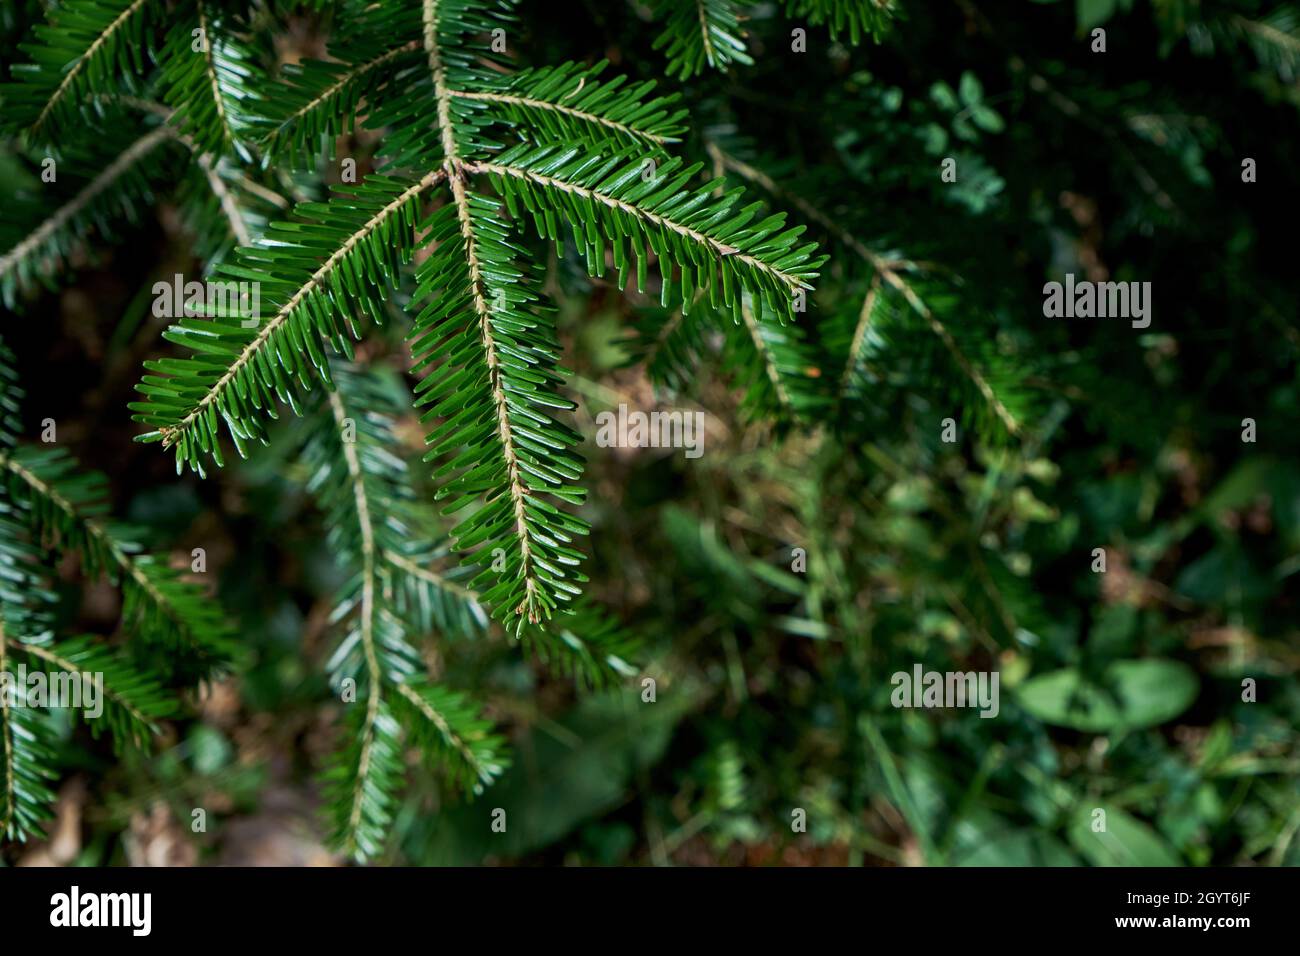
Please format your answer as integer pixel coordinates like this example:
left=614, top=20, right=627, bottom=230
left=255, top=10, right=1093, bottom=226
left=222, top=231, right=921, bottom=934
left=426, top=0, right=464, bottom=165
left=393, top=680, right=508, bottom=793
left=385, top=552, right=478, bottom=605
left=787, top=0, right=899, bottom=44
left=839, top=274, right=883, bottom=401
left=305, top=362, right=423, bottom=687
left=159, top=0, right=259, bottom=161
left=383, top=550, right=640, bottom=689
left=705, top=142, right=1021, bottom=436
left=452, top=191, right=544, bottom=625
left=740, top=298, right=794, bottom=411
left=383, top=549, right=489, bottom=641
left=516, top=602, right=640, bottom=690
left=891, top=276, right=1021, bottom=437
left=256, top=38, right=423, bottom=168
left=1, top=0, right=160, bottom=143
left=300, top=361, right=512, bottom=859
left=0, top=127, right=175, bottom=307
left=323, top=696, right=402, bottom=861
left=652, top=0, right=754, bottom=79
left=1231, top=13, right=1300, bottom=79
left=0, top=625, right=11, bottom=839
left=325, top=377, right=400, bottom=674
left=319, top=380, right=401, bottom=860
left=0, top=481, right=58, bottom=844
left=465, top=145, right=823, bottom=318
left=10, top=638, right=175, bottom=751
left=0, top=624, right=57, bottom=843
left=415, top=9, right=590, bottom=629
left=406, top=198, right=590, bottom=630
left=0, top=446, right=235, bottom=679
left=451, top=61, right=686, bottom=147
left=132, top=169, right=446, bottom=474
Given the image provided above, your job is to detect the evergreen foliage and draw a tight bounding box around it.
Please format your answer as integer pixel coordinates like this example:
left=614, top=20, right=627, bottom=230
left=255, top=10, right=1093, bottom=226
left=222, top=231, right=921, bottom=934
left=0, top=0, right=1295, bottom=868
left=0, top=338, right=230, bottom=842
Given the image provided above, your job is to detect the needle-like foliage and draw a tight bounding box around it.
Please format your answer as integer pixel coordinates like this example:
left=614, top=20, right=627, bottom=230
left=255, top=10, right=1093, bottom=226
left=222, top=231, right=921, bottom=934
left=0, top=123, right=182, bottom=308
left=0, top=0, right=857, bottom=862
left=2, top=0, right=1295, bottom=874
left=652, top=0, right=755, bottom=79
left=0, top=337, right=230, bottom=842
left=295, top=358, right=641, bottom=857
left=0, top=0, right=161, bottom=145
left=112, top=0, right=826, bottom=636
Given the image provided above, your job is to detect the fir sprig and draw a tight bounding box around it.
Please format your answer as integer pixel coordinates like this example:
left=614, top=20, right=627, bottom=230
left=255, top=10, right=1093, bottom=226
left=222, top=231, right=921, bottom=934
left=1, top=0, right=836, bottom=860
left=300, top=360, right=510, bottom=860
left=0, top=337, right=231, bottom=842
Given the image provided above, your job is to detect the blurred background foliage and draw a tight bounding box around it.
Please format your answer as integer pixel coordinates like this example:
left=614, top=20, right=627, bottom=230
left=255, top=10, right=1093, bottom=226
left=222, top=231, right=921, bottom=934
left=1, top=0, right=1297, bottom=865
